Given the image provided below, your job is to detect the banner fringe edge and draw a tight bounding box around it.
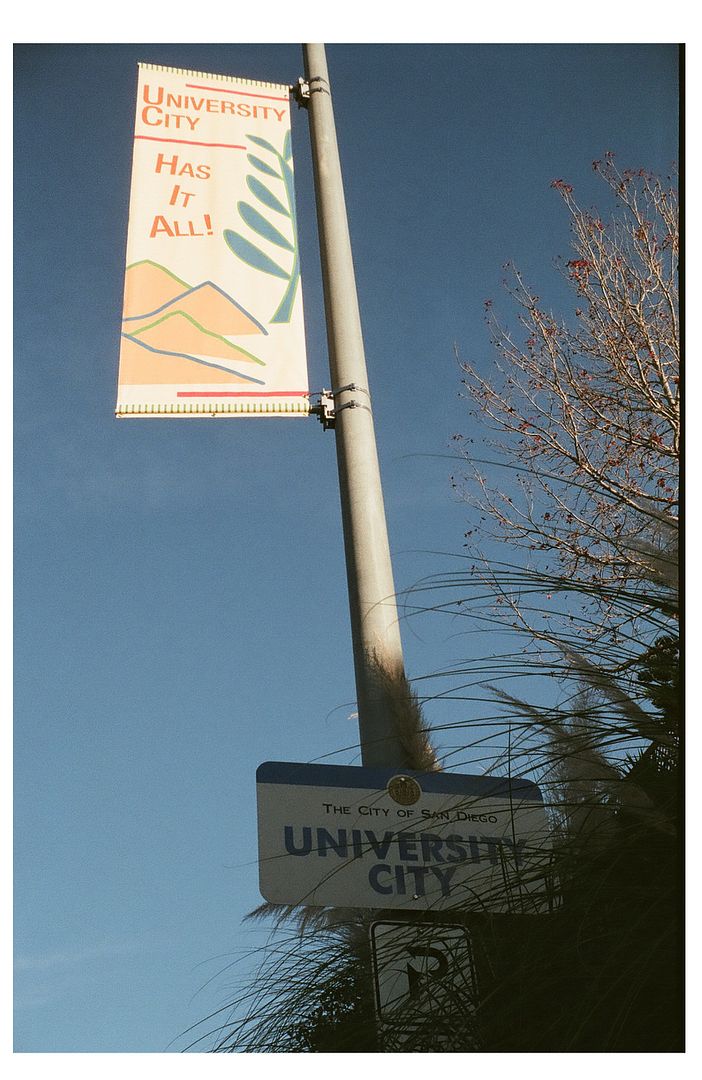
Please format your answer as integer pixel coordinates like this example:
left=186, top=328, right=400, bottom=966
left=136, top=62, right=290, bottom=94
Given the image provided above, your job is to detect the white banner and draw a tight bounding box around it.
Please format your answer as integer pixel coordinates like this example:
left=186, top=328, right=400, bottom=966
left=116, top=64, right=308, bottom=418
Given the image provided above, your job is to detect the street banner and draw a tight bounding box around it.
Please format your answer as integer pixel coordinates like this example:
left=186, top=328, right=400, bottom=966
left=116, top=64, right=309, bottom=418
left=256, top=762, right=555, bottom=913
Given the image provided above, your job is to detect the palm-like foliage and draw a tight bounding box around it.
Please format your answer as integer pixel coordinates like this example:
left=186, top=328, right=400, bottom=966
left=224, top=131, right=301, bottom=323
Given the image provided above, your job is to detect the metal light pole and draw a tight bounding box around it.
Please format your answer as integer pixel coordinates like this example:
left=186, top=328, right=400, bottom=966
left=302, top=43, right=410, bottom=768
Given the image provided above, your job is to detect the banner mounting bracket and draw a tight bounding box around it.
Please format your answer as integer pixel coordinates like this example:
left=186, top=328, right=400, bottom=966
left=291, top=77, right=310, bottom=108
left=309, top=384, right=373, bottom=430
left=309, top=389, right=336, bottom=430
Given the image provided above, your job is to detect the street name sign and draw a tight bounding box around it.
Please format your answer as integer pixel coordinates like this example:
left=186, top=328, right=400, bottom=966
left=256, top=761, right=553, bottom=913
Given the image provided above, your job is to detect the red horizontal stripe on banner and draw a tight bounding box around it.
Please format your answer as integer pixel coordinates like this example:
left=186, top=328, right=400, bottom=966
left=185, top=82, right=289, bottom=101
left=134, top=135, right=246, bottom=149
left=177, top=391, right=309, bottom=398
left=133, top=135, right=246, bottom=150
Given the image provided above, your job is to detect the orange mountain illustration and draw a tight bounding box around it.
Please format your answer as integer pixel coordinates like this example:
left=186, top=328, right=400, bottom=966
left=122, top=260, right=190, bottom=319
left=126, top=309, right=266, bottom=362
left=122, top=260, right=266, bottom=336
left=118, top=334, right=264, bottom=386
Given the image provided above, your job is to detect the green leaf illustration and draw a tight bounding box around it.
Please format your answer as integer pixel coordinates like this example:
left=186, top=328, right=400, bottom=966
left=281, top=160, right=296, bottom=210
left=247, top=175, right=289, bottom=217
left=238, top=202, right=295, bottom=252
left=247, top=153, right=281, bottom=179
left=270, top=274, right=300, bottom=324
left=223, top=230, right=290, bottom=280
left=246, top=134, right=279, bottom=156
left=283, top=130, right=292, bottom=162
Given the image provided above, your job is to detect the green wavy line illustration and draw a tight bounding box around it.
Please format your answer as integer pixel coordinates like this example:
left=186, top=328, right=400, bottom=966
left=131, top=310, right=266, bottom=365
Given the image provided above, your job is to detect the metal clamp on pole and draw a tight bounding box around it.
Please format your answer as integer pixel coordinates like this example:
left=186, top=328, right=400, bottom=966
left=292, top=74, right=331, bottom=109
left=333, top=383, right=370, bottom=400
left=307, top=75, right=331, bottom=97
left=332, top=382, right=372, bottom=419
left=335, top=399, right=372, bottom=418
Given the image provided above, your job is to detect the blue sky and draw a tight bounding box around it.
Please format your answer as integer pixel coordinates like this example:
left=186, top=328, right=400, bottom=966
left=12, top=33, right=679, bottom=1060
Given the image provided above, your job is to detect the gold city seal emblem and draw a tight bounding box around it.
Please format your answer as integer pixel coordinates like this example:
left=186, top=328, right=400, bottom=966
left=387, top=774, right=422, bottom=806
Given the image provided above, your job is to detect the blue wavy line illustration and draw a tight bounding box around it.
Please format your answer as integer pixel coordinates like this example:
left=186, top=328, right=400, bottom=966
left=121, top=333, right=267, bottom=385
left=122, top=280, right=269, bottom=334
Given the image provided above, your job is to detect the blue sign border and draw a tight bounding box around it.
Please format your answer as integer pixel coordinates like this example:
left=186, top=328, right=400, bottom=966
left=256, top=761, right=543, bottom=802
